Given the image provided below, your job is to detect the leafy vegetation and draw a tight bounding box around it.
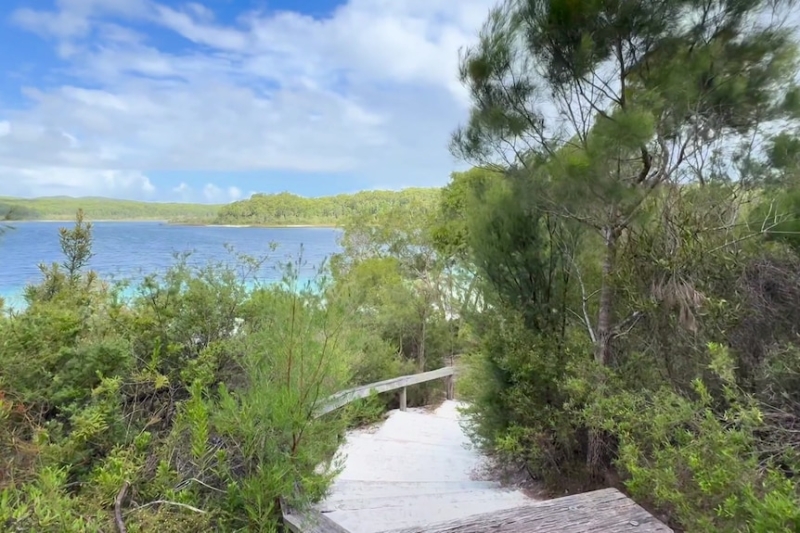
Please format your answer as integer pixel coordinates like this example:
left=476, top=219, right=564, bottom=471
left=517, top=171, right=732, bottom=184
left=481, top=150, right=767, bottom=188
left=0, top=188, right=443, bottom=227
left=0, top=209, right=461, bottom=531
left=0, top=197, right=222, bottom=222
left=0, top=202, right=39, bottom=221
left=214, top=189, right=441, bottom=226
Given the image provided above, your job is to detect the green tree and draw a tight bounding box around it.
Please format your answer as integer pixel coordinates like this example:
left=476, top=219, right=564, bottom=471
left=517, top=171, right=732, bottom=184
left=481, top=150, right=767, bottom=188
left=454, top=0, right=800, bottom=372
left=431, top=168, right=502, bottom=261
left=0, top=197, right=219, bottom=222
left=453, top=0, right=800, bottom=492
left=746, top=132, right=800, bottom=252
left=334, top=203, right=445, bottom=370
left=330, top=200, right=472, bottom=411
left=215, top=189, right=442, bottom=227
left=60, top=209, right=94, bottom=281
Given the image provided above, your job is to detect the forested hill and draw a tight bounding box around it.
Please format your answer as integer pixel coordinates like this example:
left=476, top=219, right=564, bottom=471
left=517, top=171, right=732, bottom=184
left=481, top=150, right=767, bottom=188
left=0, top=196, right=222, bottom=222
left=0, top=188, right=443, bottom=225
left=212, top=188, right=441, bottom=226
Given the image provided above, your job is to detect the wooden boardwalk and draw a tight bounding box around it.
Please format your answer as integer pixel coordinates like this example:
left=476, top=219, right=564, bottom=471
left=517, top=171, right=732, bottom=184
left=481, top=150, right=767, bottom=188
left=283, top=369, right=673, bottom=533
left=385, top=488, right=673, bottom=532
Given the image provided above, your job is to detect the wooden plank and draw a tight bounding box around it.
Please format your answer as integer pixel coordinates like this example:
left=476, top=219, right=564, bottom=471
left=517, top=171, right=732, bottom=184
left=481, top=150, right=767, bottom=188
left=316, top=367, right=455, bottom=417
left=380, top=488, right=673, bottom=533
left=282, top=505, right=353, bottom=533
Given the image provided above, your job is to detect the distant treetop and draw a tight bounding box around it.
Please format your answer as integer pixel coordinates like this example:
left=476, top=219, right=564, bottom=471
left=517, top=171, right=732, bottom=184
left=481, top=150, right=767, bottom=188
left=214, top=188, right=442, bottom=226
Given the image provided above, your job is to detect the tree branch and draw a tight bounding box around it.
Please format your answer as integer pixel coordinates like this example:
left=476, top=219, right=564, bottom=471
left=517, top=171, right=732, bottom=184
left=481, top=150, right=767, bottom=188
left=612, top=311, right=643, bottom=338
left=126, top=500, right=208, bottom=515
left=568, top=253, right=598, bottom=343
left=115, top=481, right=130, bottom=533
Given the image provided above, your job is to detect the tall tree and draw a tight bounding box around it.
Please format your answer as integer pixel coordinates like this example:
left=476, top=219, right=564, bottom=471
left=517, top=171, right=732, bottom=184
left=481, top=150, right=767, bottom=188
left=453, top=0, right=800, bottom=367
left=333, top=202, right=458, bottom=371
left=454, top=0, right=800, bottom=477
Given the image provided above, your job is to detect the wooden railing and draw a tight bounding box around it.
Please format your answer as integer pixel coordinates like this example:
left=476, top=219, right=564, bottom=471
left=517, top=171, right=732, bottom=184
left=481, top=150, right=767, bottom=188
left=315, top=366, right=456, bottom=418
left=282, top=366, right=457, bottom=533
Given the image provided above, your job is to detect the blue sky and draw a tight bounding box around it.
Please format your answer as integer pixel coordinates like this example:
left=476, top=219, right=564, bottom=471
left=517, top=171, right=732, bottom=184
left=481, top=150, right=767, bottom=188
left=0, top=0, right=493, bottom=202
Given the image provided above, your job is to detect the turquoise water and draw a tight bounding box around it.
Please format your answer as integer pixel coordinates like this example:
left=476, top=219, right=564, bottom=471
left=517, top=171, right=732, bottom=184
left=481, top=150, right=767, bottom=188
left=0, top=222, right=342, bottom=310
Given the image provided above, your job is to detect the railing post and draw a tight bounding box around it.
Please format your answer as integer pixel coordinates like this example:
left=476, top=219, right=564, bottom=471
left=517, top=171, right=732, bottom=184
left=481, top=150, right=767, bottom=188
left=445, top=375, right=454, bottom=401
left=399, top=386, right=407, bottom=411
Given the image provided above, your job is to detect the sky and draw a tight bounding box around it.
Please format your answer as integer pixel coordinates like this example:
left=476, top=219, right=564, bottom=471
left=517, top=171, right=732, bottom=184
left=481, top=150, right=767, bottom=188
left=0, top=0, right=495, bottom=203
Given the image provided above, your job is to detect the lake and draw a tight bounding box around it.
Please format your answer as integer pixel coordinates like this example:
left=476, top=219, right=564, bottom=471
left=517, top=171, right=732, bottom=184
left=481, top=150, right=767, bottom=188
left=0, top=222, right=343, bottom=309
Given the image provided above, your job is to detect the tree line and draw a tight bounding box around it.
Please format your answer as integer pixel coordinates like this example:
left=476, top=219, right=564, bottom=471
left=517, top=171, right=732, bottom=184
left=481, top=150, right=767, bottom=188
left=0, top=197, right=222, bottom=222
left=0, top=189, right=444, bottom=227
left=212, top=189, right=441, bottom=226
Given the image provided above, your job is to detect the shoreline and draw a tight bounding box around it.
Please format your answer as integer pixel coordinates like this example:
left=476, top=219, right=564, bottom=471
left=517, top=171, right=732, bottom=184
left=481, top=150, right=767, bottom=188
left=201, top=223, right=341, bottom=229
left=11, top=219, right=169, bottom=223
left=8, top=219, right=341, bottom=228
left=1, top=275, right=323, bottom=312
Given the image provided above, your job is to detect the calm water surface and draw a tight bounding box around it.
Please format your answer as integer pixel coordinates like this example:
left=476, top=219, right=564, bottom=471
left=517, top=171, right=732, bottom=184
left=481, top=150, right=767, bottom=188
left=0, top=222, right=342, bottom=308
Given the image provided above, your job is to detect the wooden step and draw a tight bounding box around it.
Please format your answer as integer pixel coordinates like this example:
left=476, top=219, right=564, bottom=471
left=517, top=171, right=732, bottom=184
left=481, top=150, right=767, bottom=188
left=382, top=488, right=673, bottom=533
left=320, top=488, right=533, bottom=533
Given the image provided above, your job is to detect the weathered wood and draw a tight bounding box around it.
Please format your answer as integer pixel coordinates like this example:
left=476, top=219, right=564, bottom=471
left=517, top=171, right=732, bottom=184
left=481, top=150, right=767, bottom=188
left=283, top=511, right=353, bottom=533
left=399, top=387, right=407, bottom=411
left=380, top=488, right=673, bottom=533
left=316, top=367, right=455, bottom=417
left=282, top=503, right=353, bottom=533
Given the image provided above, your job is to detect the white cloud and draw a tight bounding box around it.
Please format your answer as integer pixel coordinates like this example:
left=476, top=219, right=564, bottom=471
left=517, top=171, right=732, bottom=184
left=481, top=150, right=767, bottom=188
left=0, top=167, right=155, bottom=198
left=197, top=183, right=242, bottom=203
left=228, top=186, right=242, bottom=200
left=11, top=0, right=152, bottom=40
left=3, top=0, right=492, bottom=198
left=169, top=181, right=232, bottom=203
left=203, top=183, right=222, bottom=201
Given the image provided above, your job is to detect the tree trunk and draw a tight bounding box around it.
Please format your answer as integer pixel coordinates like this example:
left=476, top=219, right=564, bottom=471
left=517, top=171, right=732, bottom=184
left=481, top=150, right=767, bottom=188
left=594, top=225, right=618, bottom=365
left=418, top=312, right=427, bottom=371
left=588, top=224, right=618, bottom=479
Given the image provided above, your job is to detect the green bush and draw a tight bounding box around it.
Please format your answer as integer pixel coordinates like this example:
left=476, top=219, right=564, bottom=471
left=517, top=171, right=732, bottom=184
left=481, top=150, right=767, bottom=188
left=583, top=346, right=800, bottom=532
left=449, top=167, right=800, bottom=530
left=0, top=213, right=391, bottom=531
left=460, top=306, right=594, bottom=485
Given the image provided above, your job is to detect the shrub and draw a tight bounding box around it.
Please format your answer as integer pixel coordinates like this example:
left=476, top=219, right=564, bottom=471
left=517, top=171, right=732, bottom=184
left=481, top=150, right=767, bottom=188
left=460, top=305, right=592, bottom=485
left=0, top=213, right=373, bottom=531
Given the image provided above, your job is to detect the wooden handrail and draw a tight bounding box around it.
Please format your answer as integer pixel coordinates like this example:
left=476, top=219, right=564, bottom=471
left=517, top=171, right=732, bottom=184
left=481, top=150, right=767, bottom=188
left=315, top=366, right=456, bottom=418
